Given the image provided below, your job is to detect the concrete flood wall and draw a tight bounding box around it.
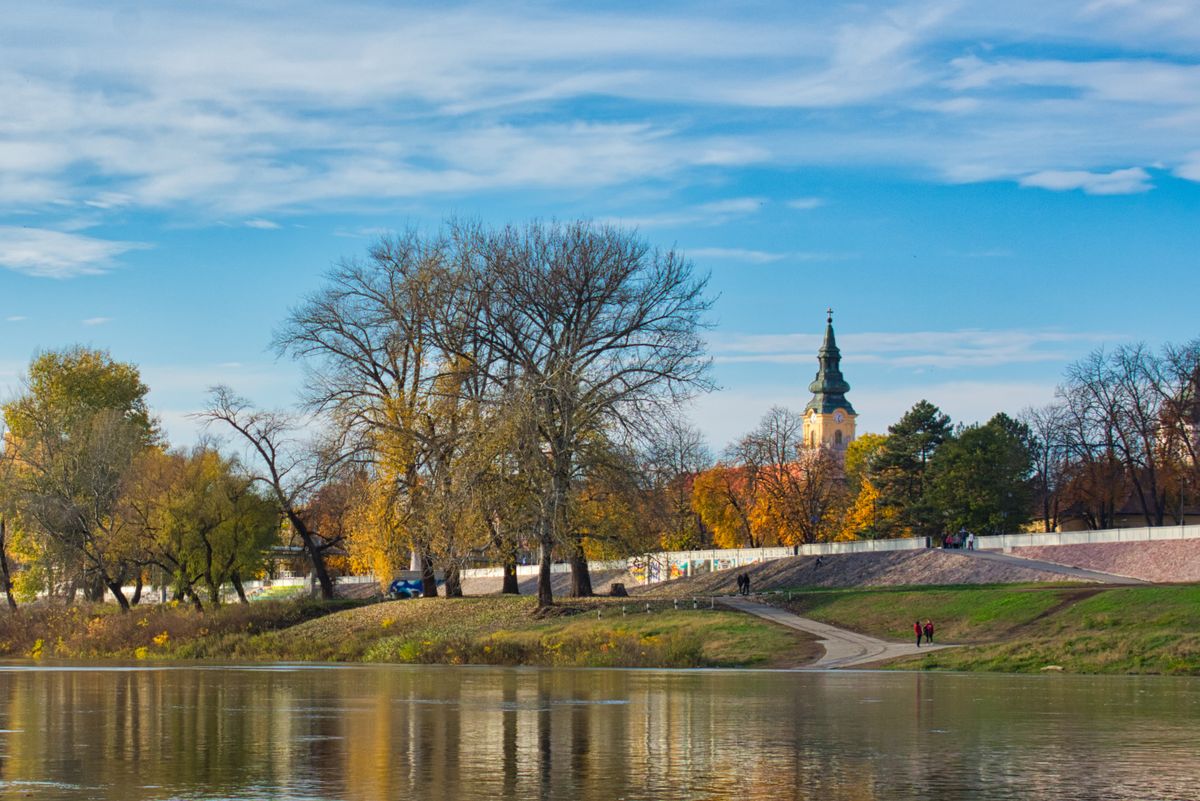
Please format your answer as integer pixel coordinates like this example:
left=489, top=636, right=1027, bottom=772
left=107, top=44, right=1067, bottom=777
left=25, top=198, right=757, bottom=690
left=150, top=523, right=1200, bottom=598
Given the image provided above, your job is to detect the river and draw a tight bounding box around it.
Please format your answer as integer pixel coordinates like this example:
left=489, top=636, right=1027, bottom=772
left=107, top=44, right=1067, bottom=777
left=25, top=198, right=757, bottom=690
left=0, top=663, right=1196, bottom=800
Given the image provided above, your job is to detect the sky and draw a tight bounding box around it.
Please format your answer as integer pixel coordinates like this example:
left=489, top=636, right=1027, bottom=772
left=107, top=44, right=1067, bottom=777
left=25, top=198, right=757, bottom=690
left=2, top=0, right=1199, bottom=452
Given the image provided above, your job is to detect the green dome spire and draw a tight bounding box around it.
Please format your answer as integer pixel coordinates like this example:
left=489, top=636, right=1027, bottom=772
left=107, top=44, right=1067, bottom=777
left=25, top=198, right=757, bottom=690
left=804, top=308, right=855, bottom=415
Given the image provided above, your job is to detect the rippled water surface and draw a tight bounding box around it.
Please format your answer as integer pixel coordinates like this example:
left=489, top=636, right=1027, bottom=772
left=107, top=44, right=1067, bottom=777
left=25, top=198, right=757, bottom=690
left=0, top=663, right=1197, bottom=800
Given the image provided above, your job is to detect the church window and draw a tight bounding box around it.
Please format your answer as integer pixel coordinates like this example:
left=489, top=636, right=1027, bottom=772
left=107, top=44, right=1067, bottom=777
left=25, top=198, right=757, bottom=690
left=834, top=430, right=843, bottom=446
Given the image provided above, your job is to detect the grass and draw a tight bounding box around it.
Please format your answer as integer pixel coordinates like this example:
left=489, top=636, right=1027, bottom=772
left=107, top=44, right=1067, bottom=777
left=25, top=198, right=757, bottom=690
left=0, top=595, right=818, bottom=669
left=772, top=583, right=1086, bottom=643
left=771, top=583, right=1200, bottom=675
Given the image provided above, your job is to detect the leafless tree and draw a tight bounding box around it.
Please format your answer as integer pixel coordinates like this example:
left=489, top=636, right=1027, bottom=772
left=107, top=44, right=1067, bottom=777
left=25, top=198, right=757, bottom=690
left=460, top=220, right=714, bottom=606
left=1020, top=403, right=1071, bottom=532
left=198, top=387, right=344, bottom=600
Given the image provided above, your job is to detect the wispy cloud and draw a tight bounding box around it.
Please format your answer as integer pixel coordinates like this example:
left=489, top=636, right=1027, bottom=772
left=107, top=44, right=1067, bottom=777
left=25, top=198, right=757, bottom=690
left=82, top=316, right=112, bottom=326
left=604, top=197, right=766, bottom=229
left=1020, top=167, right=1152, bottom=195
left=0, top=227, right=147, bottom=278
left=244, top=218, right=280, bottom=230
left=5, top=316, right=27, bottom=322
left=787, top=197, right=825, bottom=210
left=691, top=247, right=857, bottom=264
left=710, top=328, right=1121, bottom=369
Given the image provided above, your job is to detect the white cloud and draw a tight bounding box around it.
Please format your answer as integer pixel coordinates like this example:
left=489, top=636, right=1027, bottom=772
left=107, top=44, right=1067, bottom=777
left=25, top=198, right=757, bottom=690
left=5, top=316, right=27, bottom=322
left=605, top=196, right=767, bottom=229
left=82, top=317, right=112, bottom=326
left=244, top=218, right=281, bottom=230
left=787, top=197, right=826, bottom=210
left=1019, top=167, right=1152, bottom=195
left=1175, top=151, right=1200, bottom=182
left=690, top=248, right=787, bottom=264
left=709, top=328, right=1121, bottom=369
left=0, top=1, right=1199, bottom=222
left=0, top=227, right=147, bottom=278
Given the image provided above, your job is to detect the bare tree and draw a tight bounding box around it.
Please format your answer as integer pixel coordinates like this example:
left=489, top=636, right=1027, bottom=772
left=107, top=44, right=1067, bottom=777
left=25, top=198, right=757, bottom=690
left=461, top=221, right=713, bottom=606
left=198, top=387, right=343, bottom=600
left=644, top=418, right=712, bottom=549
left=1020, top=403, right=1071, bottom=532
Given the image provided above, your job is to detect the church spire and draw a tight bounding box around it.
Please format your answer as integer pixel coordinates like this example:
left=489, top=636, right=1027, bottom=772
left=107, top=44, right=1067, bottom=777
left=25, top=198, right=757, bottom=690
left=805, top=309, right=855, bottom=415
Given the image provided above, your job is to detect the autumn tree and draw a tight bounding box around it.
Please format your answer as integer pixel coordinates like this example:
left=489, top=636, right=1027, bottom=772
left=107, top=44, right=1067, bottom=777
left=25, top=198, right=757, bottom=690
left=731, top=407, right=847, bottom=545
left=126, top=447, right=277, bottom=608
left=690, top=465, right=764, bottom=548
left=839, top=432, right=888, bottom=538
left=2, top=347, right=158, bottom=609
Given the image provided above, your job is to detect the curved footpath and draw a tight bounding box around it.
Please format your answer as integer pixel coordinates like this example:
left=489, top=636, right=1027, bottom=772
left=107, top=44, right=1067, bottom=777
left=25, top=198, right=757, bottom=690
left=719, top=596, right=956, bottom=669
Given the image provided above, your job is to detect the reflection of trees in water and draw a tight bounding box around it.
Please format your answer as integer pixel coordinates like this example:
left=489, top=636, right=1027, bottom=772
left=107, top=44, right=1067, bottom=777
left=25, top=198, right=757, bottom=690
left=1, top=668, right=1199, bottom=799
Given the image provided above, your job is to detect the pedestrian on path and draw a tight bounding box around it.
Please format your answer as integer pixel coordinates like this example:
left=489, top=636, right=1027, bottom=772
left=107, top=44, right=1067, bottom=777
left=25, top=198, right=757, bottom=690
left=967, top=532, right=976, bottom=550
left=735, top=573, right=744, bottom=595
left=742, top=573, right=751, bottom=595
left=914, top=620, right=923, bottom=647
left=923, top=620, right=934, bottom=644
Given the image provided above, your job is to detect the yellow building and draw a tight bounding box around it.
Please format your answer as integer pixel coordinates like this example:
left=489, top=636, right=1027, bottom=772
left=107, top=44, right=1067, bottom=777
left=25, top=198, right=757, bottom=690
left=802, top=309, right=857, bottom=451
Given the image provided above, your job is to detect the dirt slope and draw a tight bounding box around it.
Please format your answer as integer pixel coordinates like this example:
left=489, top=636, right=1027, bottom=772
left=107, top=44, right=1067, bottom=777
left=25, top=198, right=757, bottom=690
left=1017, top=540, right=1200, bottom=583
left=628, top=549, right=1084, bottom=596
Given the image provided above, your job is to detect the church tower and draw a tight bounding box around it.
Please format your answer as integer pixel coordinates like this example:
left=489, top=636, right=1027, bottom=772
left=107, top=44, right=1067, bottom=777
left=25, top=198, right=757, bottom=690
left=802, top=309, right=857, bottom=451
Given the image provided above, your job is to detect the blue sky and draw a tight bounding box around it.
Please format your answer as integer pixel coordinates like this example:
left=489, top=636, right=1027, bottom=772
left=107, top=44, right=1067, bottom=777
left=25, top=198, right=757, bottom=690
left=2, top=1, right=1199, bottom=451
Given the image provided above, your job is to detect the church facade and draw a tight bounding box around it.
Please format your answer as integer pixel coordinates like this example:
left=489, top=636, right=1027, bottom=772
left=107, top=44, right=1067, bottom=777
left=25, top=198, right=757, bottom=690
left=802, top=310, right=857, bottom=452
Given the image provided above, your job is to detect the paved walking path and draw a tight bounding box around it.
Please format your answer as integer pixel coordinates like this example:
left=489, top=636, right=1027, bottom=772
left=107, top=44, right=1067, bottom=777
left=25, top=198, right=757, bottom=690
left=965, top=548, right=1149, bottom=584
left=718, top=596, right=956, bottom=669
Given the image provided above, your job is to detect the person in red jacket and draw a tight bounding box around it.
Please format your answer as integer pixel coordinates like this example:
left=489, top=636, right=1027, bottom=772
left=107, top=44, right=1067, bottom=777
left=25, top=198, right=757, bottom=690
left=914, top=620, right=923, bottom=647
left=923, top=620, right=934, bottom=645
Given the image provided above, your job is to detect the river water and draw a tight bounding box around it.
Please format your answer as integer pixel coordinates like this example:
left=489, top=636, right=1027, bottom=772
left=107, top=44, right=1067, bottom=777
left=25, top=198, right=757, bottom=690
left=0, top=663, right=1197, bottom=800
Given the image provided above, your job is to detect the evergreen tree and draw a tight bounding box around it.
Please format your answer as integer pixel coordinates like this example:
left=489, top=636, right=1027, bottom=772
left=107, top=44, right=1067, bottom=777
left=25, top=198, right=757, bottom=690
left=870, top=400, right=952, bottom=538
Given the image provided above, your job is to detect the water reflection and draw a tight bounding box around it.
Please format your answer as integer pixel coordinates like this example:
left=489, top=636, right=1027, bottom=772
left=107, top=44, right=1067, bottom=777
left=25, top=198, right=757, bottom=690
left=0, top=663, right=1197, bottom=800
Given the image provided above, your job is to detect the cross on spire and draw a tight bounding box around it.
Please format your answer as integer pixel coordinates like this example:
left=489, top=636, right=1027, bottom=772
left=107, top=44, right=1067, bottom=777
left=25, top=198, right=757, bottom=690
left=826, top=307, right=833, bottom=323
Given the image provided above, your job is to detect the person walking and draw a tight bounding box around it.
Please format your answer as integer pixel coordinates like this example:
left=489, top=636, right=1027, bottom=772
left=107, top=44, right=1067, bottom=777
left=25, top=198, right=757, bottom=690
left=923, top=620, right=934, bottom=645
left=735, top=573, right=744, bottom=595
left=742, top=573, right=752, bottom=596
left=914, top=620, right=923, bottom=647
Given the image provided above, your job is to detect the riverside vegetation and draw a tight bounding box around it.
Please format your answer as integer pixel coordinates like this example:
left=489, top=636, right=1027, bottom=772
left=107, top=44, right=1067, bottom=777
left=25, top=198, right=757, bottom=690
left=0, top=596, right=819, bottom=669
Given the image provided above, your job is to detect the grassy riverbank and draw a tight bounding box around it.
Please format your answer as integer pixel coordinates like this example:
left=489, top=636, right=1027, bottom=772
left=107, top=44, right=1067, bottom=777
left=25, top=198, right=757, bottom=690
left=773, top=583, right=1200, bottom=674
left=0, top=595, right=819, bottom=669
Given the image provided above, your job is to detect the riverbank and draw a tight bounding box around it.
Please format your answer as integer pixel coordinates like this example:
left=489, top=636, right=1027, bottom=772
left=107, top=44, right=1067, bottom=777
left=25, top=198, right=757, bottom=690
left=770, top=583, right=1200, bottom=674
left=0, top=596, right=819, bottom=669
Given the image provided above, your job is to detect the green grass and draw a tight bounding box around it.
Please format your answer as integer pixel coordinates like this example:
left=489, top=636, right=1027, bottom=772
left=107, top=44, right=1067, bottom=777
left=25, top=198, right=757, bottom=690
left=774, top=583, right=1079, bottom=643
left=778, top=583, right=1200, bottom=675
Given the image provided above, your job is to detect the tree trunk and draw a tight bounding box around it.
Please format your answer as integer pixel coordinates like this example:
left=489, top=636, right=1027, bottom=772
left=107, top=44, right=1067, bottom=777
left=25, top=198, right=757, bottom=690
left=0, top=519, right=17, bottom=610
left=536, top=538, right=554, bottom=608
left=231, top=571, right=249, bottom=604
left=187, top=588, right=204, bottom=612
left=131, top=573, right=143, bottom=606
left=288, top=512, right=335, bottom=600
left=420, top=553, right=439, bottom=598
left=501, top=555, right=520, bottom=595
left=444, top=562, right=463, bottom=598
left=105, top=580, right=131, bottom=612
left=569, top=545, right=593, bottom=598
